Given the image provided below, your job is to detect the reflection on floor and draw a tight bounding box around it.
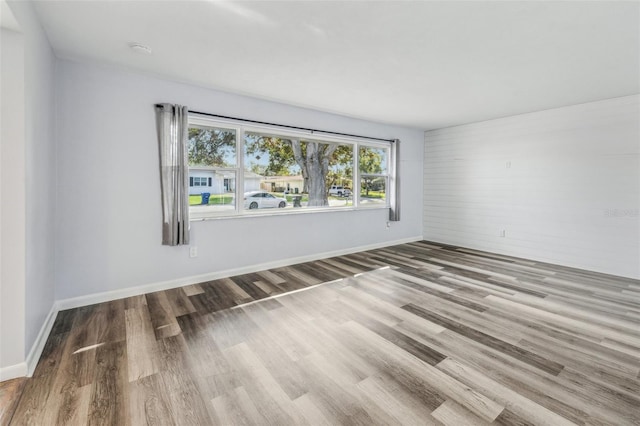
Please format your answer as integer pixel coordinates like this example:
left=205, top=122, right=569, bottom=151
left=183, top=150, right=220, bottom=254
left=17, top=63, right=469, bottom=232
left=7, top=241, right=640, bottom=425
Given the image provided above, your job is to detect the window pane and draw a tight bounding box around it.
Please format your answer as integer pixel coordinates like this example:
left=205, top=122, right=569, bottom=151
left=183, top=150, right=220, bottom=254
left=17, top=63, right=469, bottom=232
left=188, top=125, right=237, bottom=167
left=327, top=144, right=354, bottom=208
left=359, top=146, right=387, bottom=175
left=244, top=132, right=353, bottom=211
left=189, top=171, right=236, bottom=213
left=360, top=176, right=387, bottom=206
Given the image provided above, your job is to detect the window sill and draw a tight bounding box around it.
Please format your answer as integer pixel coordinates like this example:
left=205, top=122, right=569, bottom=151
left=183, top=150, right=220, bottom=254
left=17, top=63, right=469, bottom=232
left=189, top=205, right=389, bottom=221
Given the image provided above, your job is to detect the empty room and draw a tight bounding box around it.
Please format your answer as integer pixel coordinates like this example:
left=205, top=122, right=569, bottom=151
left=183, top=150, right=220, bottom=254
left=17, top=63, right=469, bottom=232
left=1, top=1, right=639, bottom=425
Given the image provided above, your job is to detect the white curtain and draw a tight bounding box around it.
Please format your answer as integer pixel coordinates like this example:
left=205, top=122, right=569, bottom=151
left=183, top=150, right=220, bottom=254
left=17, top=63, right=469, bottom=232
left=155, top=103, right=190, bottom=246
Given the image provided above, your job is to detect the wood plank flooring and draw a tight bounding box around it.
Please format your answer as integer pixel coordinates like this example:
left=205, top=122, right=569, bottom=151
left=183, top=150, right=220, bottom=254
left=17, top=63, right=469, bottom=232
left=5, top=241, right=640, bottom=425
left=0, top=378, right=26, bottom=426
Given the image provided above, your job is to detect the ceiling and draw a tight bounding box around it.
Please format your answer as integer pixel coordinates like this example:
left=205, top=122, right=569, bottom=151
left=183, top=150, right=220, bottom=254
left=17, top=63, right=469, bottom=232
left=1, top=0, right=20, bottom=31
left=31, top=0, right=640, bottom=130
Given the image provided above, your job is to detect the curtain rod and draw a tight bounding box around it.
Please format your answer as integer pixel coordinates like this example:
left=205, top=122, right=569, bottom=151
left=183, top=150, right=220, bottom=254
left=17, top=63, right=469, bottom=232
left=172, top=107, right=395, bottom=143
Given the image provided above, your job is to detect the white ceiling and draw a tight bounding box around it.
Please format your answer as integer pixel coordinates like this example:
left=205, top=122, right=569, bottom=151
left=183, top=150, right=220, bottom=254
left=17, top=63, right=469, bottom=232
left=32, top=0, right=639, bottom=130
left=1, top=0, right=20, bottom=31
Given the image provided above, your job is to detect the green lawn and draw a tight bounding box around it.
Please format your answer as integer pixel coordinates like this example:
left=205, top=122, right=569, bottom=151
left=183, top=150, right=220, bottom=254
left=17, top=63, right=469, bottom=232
left=281, top=193, right=309, bottom=203
left=189, top=194, right=234, bottom=206
left=360, top=190, right=385, bottom=199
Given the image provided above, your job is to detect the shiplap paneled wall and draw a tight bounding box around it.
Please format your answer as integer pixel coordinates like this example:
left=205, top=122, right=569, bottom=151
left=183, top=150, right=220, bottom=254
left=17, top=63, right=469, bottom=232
left=424, top=95, right=639, bottom=279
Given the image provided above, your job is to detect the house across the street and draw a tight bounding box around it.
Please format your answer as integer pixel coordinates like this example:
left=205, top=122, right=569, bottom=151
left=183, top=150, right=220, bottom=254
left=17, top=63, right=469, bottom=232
left=189, top=167, right=262, bottom=195
left=260, top=175, right=305, bottom=193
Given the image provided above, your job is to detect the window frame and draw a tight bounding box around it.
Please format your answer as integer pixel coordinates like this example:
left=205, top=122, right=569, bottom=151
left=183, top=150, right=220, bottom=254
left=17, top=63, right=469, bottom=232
left=358, top=145, right=391, bottom=208
left=187, top=116, right=393, bottom=220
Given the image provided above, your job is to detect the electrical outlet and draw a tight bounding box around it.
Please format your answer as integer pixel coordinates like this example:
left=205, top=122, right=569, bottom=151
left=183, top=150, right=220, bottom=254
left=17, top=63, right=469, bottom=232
left=189, top=246, right=198, bottom=258
left=499, top=229, right=506, bottom=238
left=506, top=161, right=511, bottom=169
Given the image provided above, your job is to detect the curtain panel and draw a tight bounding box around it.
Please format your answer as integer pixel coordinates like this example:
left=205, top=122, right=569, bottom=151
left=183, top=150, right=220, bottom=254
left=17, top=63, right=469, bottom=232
left=155, top=103, right=190, bottom=246
left=389, top=139, right=401, bottom=222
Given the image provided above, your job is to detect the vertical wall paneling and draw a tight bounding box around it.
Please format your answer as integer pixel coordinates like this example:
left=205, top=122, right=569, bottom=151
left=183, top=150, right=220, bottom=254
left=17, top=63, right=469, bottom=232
left=424, top=95, right=639, bottom=279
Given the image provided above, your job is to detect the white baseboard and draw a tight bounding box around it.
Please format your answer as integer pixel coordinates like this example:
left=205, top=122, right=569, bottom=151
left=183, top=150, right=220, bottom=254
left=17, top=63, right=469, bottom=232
left=1, top=302, right=60, bottom=381
left=0, top=305, right=56, bottom=381
left=0, top=362, right=28, bottom=382
left=25, top=304, right=58, bottom=377
left=57, top=236, right=423, bottom=311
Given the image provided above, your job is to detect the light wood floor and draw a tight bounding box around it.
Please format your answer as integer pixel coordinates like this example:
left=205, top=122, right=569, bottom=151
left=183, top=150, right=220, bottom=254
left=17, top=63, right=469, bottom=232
left=5, top=241, right=640, bottom=425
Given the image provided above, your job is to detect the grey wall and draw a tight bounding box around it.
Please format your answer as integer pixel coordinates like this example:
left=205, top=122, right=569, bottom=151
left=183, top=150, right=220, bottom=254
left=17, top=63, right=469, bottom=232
left=55, top=59, right=424, bottom=300
left=0, top=27, right=26, bottom=377
left=20, top=0, right=57, bottom=361
left=424, top=95, right=640, bottom=279
left=0, top=0, right=56, bottom=377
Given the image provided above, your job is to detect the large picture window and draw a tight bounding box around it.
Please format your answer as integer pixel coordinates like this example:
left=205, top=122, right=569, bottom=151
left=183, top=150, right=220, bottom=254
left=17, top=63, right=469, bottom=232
left=187, top=117, right=393, bottom=219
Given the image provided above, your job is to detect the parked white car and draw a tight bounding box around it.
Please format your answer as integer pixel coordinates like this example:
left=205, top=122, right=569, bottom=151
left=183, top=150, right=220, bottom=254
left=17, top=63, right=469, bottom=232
left=328, top=185, right=352, bottom=197
left=244, top=191, right=287, bottom=209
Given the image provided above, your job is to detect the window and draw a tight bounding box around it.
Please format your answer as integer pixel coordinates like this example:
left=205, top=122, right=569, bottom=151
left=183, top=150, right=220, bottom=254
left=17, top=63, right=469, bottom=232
left=359, top=146, right=389, bottom=207
left=187, top=117, right=394, bottom=219
left=187, top=124, right=237, bottom=212
left=190, top=177, right=209, bottom=187
left=244, top=131, right=354, bottom=211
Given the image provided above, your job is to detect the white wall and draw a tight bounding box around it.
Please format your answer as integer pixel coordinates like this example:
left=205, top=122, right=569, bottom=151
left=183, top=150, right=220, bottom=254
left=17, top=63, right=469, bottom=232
left=55, top=60, right=424, bottom=300
left=0, top=0, right=56, bottom=379
left=424, top=95, right=640, bottom=279
left=0, top=27, right=26, bottom=378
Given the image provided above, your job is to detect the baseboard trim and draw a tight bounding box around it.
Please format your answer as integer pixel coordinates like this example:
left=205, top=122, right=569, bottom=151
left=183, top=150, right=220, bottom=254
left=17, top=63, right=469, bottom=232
left=0, top=362, right=28, bottom=382
left=57, top=236, right=423, bottom=311
left=0, top=304, right=57, bottom=381
left=25, top=304, right=58, bottom=377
